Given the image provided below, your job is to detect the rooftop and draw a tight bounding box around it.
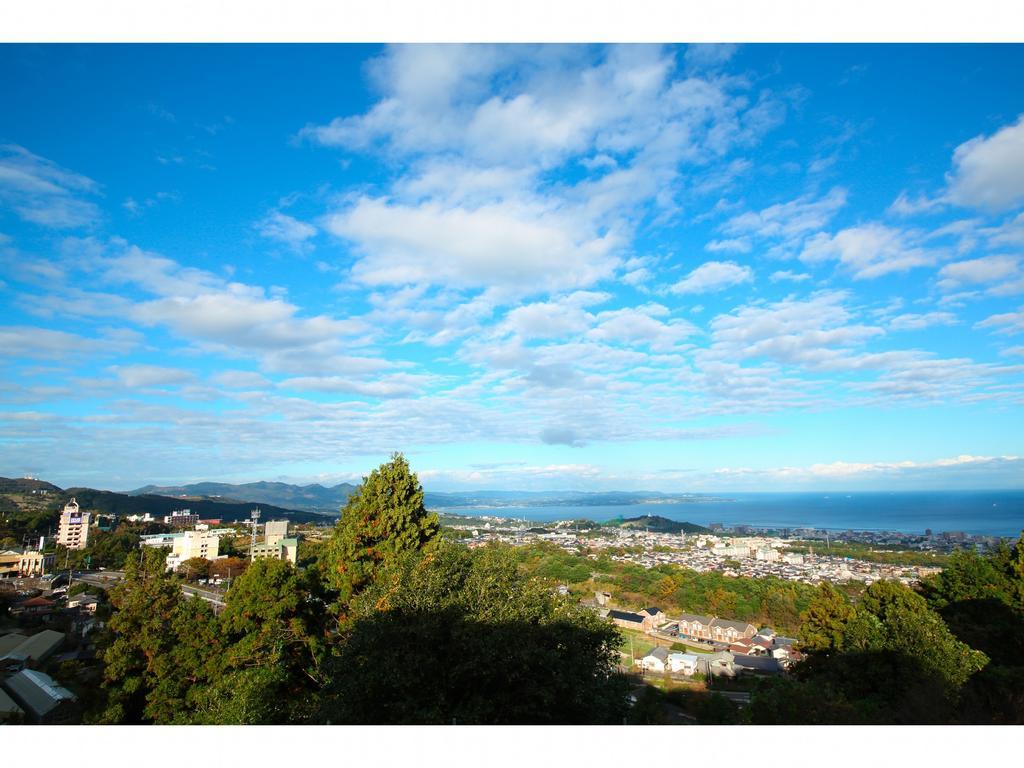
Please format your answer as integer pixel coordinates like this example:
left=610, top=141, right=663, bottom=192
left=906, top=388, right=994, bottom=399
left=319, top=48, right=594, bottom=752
left=3, top=669, right=76, bottom=717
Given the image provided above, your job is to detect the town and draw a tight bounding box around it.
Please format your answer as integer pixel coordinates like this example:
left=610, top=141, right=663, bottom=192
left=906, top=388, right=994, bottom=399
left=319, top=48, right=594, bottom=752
left=0, top=499, right=305, bottom=723
left=446, top=514, right=960, bottom=586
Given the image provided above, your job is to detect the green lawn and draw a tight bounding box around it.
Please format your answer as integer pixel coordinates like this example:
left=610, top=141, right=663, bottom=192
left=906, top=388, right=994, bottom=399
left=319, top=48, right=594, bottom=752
left=670, top=641, right=713, bottom=654
left=617, top=628, right=656, bottom=661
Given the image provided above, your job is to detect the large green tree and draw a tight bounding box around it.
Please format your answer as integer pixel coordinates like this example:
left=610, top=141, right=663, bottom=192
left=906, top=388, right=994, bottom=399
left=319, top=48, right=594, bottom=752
left=322, top=452, right=439, bottom=608
left=319, top=541, right=628, bottom=724
left=190, top=558, right=329, bottom=724
left=799, top=582, right=857, bottom=653
left=95, top=548, right=219, bottom=723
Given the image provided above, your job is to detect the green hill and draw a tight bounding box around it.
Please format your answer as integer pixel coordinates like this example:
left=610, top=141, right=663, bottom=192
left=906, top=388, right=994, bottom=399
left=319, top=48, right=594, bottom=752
left=608, top=515, right=711, bottom=534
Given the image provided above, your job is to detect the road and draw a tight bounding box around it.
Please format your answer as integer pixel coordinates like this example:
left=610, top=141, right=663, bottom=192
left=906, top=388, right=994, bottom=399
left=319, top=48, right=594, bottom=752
left=71, top=570, right=227, bottom=608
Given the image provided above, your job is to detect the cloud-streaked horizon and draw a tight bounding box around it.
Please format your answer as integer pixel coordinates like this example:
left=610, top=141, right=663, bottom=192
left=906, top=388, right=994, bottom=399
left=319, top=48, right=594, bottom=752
left=1, top=44, right=1022, bottom=491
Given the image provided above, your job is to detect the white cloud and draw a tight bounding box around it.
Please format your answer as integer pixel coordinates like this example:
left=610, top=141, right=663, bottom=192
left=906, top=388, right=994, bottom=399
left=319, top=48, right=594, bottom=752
left=586, top=304, right=699, bottom=351
left=946, top=114, right=1024, bottom=212
left=326, top=196, right=619, bottom=296
left=0, top=145, right=100, bottom=228
left=975, top=307, right=1024, bottom=336
left=670, top=260, right=753, bottom=294
left=705, top=291, right=885, bottom=369
left=211, top=371, right=272, bottom=389
left=0, top=326, right=138, bottom=360
left=800, top=223, right=935, bottom=279
left=110, top=364, right=195, bottom=388
left=255, top=211, right=317, bottom=252
left=937, top=254, right=1023, bottom=295
left=683, top=44, right=739, bottom=71
left=721, top=187, right=847, bottom=242
left=705, top=238, right=751, bottom=253
left=301, top=45, right=776, bottom=173
left=500, top=292, right=607, bottom=340
left=769, top=270, right=811, bottom=283
left=888, top=312, right=958, bottom=331
left=888, top=191, right=943, bottom=216
left=983, top=213, right=1024, bottom=247
left=279, top=373, right=438, bottom=398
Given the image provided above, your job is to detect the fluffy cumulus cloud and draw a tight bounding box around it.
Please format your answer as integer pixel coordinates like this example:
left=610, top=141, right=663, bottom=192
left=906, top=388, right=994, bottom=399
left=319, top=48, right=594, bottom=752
left=670, top=260, right=753, bottom=294
left=326, top=197, right=619, bottom=296
left=312, top=45, right=788, bottom=300
left=800, top=223, right=935, bottom=279
left=946, top=114, right=1024, bottom=212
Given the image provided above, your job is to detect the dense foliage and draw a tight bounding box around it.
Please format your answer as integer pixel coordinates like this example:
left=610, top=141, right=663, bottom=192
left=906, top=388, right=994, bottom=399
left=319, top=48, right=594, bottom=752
left=319, top=541, right=628, bottom=724
left=321, top=452, right=439, bottom=607
left=752, top=532, right=1024, bottom=724
left=515, top=542, right=818, bottom=634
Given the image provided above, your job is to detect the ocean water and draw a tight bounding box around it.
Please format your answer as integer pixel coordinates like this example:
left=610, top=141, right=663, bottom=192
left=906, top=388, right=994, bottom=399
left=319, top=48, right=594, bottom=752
left=440, top=491, right=1024, bottom=537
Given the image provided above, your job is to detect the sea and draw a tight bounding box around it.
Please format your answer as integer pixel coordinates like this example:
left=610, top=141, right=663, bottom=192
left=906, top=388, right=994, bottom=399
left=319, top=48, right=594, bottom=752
left=438, top=490, right=1024, bottom=537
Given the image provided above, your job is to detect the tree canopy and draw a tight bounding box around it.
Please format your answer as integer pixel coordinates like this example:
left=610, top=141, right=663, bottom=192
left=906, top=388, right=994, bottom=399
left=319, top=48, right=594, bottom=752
left=319, top=541, right=628, bottom=724
left=321, top=452, right=439, bottom=608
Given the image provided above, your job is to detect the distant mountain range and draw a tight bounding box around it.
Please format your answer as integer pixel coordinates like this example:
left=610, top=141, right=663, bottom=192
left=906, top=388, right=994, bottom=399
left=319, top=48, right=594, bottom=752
left=131, top=481, right=358, bottom=515
left=129, top=481, right=725, bottom=513
left=0, top=477, right=331, bottom=525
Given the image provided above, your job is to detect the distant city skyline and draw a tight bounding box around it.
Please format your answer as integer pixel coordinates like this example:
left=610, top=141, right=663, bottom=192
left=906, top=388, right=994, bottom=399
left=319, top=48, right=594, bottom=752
left=1, top=44, right=1023, bottom=491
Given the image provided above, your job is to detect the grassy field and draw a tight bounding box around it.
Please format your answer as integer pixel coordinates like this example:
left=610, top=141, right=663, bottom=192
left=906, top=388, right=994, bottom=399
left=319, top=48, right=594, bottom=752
left=617, top=627, right=657, bottom=662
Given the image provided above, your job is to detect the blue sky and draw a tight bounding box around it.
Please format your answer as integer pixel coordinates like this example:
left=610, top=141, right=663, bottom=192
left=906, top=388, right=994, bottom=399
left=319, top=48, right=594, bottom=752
left=1, top=43, right=1023, bottom=492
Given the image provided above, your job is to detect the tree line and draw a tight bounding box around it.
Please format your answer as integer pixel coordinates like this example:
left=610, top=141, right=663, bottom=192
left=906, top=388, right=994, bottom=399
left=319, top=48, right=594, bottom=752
left=90, top=454, right=628, bottom=724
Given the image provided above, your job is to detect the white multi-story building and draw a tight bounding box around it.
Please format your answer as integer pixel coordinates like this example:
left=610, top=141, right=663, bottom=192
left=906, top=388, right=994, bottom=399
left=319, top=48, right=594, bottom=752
left=139, top=528, right=232, bottom=571
left=56, top=499, right=90, bottom=550
left=250, top=537, right=299, bottom=565
left=264, top=520, right=289, bottom=546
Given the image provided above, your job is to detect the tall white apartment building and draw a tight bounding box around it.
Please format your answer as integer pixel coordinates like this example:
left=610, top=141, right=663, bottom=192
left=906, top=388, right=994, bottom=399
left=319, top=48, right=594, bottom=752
left=56, top=499, right=90, bottom=550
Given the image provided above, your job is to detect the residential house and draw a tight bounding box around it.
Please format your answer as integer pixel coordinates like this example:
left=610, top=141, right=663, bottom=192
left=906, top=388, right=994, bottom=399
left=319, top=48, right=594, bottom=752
left=702, top=651, right=736, bottom=678
left=67, top=594, right=100, bottom=614
left=608, top=609, right=647, bottom=631
left=728, top=639, right=753, bottom=655
left=639, top=607, right=666, bottom=625
left=640, top=646, right=669, bottom=672
left=676, top=613, right=713, bottom=639
left=733, top=654, right=784, bottom=676
left=10, top=596, right=55, bottom=617
left=668, top=652, right=701, bottom=675
left=709, top=618, right=758, bottom=644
